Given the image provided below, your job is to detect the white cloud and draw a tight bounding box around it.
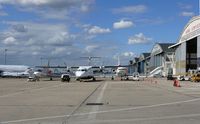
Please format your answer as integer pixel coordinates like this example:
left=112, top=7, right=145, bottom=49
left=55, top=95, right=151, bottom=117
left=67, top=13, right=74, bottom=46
left=51, top=47, right=66, bottom=55
left=3, top=36, right=17, bottom=45
left=0, top=0, right=94, bottom=19
left=113, top=20, right=133, bottom=29
left=0, top=0, right=93, bottom=9
left=128, top=33, right=152, bottom=45
left=88, top=26, right=111, bottom=34
left=12, top=24, right=27, bottom=32
left=113, top=52, right=136, bottom=65
left=113, top=52, right=135, bottom=59
left=0, top=21, right=77, bottom=57
left=0, top=21, right=119, bottom=66
left=85, top=45, right=99, bottom=52
left=113, top=5, right=147, bottom=14
left=180, top=11, right=195, bottom=17
left=122, top=52, right=135, bottom=57
left=178, top=3, right=192, bottom=10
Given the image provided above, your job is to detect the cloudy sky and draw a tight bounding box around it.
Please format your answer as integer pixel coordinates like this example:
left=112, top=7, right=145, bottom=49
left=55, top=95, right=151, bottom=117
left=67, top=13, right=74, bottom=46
left=0, top=0, right=198, bottom=66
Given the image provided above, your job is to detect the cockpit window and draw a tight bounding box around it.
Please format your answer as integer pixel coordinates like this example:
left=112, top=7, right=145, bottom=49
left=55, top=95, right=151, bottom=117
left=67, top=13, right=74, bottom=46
left=78, top=69, right=87, bottom=71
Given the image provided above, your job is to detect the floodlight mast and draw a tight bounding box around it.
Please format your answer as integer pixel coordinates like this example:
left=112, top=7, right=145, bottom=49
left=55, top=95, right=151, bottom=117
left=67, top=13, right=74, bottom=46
left=4, top=49, right=8, bottom=65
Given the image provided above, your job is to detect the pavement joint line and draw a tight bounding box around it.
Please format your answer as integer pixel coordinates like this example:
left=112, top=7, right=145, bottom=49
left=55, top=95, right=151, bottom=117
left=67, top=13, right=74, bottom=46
left=87, top=82, right=108, bottom=120
left=63, top=81, right=104, bottom=123
left=0, top=83, right=66, bottom=98
left=2, top=97, right=200, bottom=123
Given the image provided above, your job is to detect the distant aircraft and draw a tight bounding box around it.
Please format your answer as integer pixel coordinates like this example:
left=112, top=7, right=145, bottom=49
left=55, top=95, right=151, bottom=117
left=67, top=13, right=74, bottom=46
left=103, top=56, right=130, bottom=80
left=34, top=57, right=72, bottom=80
left=74, top=65, right=131, bottom=81
left=74, top=56, right=131, bottom=81
left=0, top=65, right=30, bottom=77
left=34, top=65, right=71, bottom=80
left=75, top=66, right=102, bottom=81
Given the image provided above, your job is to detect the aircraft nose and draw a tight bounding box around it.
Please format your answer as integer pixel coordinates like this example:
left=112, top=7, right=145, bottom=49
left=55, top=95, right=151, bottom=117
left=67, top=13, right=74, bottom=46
left=34, top=72, right=41, bottom=77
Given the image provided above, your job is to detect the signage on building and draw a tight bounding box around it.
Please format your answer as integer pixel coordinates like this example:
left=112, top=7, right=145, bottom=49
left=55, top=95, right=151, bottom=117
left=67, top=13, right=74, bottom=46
left=180, top=17, right=200, bottom=43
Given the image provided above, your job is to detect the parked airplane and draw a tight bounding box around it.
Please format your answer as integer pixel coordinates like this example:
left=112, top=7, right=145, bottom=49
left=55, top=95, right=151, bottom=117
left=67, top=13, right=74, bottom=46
left=34, top=65, right=72, bottom=80
left=0, top=65, right=30, bottom=77
left=74, top=56, right=132, bottom=81
left=75, top=66, right=102, bottom=81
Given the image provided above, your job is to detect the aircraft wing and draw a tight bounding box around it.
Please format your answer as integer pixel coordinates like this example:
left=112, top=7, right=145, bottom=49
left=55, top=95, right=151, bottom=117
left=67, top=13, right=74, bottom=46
left=102, top=65, right=131, bottom=68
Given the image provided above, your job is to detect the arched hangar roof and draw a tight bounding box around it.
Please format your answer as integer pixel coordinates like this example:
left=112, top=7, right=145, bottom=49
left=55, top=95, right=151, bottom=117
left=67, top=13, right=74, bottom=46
left=151, top=43, right=175, bottom=56
left=169, top=16, right=200, bottom=48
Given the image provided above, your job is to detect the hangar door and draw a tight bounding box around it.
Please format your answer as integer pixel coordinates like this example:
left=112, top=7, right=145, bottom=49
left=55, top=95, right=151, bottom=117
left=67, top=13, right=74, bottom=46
left=186, top=37, right=197, bottom=71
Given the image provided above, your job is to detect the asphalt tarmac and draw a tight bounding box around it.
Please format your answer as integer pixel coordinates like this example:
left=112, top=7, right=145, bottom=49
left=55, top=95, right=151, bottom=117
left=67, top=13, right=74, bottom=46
left=0, top=77, right=200, bottom=124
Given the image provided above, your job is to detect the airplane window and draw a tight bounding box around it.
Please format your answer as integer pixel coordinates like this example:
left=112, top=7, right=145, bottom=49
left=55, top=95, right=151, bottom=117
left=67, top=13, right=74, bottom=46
left=80, top=69, right=87, bottom=71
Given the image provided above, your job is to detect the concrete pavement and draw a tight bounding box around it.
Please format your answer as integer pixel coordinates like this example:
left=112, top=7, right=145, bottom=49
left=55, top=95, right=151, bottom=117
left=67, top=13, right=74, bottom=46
left=0, top=78, right=200, bottom=124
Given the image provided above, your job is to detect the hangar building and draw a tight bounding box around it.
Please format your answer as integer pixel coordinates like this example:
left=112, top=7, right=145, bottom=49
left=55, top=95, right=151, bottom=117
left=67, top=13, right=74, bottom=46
left=138, top=53, right=150, bottom=75
left=170, top=16, right=200, bottom=75
left=149, top=43, right=175, bottom=76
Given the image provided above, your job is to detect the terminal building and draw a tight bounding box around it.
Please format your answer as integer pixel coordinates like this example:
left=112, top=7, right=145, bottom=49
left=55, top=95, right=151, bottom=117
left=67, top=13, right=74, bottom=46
left=169, top=16, right=200, bottom=75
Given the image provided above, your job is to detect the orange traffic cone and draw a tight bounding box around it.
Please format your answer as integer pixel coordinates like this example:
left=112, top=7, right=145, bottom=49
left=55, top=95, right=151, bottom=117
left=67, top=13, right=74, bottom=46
left=173, top=79, right=181, bottom=87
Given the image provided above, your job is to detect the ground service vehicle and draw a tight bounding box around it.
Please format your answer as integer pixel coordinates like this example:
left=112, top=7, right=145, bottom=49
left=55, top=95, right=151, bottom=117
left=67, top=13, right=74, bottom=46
left=191, top=73, right=200, bottom=82
left=61, top=74, right=70, bottom=82
left=132, top=72, right=140, bottom=81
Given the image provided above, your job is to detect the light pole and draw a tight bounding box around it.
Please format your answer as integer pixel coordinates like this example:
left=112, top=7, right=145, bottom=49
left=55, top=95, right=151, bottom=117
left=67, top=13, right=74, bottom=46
left=4, top=49, right=7, bottom=65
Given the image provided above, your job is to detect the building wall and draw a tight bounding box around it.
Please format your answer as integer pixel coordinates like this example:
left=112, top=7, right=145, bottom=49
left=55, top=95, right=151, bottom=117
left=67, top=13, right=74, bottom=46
left=173, top=16, right=200, bottom=74
left=149, top=53, right=163, bottom=71
left=139, top=61, right=145, bottom=74
left=144, top=58, right=150, bottom=75
left=175, top=42, right=186, bottom=75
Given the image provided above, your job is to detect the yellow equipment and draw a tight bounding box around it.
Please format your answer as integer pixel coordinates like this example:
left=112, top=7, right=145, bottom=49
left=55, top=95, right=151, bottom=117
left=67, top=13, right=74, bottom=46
left=191, top=73, right=200, bottom=82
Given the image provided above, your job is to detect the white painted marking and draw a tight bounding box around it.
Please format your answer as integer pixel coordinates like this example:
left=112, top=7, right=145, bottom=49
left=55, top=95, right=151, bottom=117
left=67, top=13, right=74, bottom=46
left=1, top=114, right=70, bottom=124
left=77, top=113, right=200, bottom=123
left=2, top=97, right=200, bottom=123
left=87, top=82, right=107, bottom=120
left=76, top=97, right=200, bottom=116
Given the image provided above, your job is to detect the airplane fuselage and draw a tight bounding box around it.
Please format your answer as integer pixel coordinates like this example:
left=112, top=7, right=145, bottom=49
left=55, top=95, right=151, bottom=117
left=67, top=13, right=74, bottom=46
left=75, top=66, right=98, bottom=81
left=0, top=65, right=30, bottom=77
